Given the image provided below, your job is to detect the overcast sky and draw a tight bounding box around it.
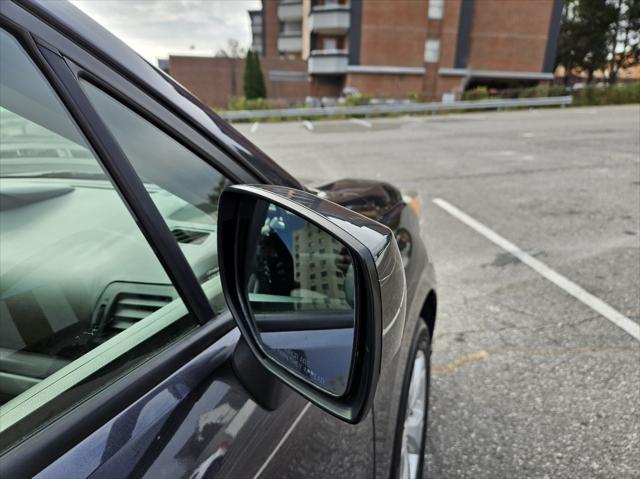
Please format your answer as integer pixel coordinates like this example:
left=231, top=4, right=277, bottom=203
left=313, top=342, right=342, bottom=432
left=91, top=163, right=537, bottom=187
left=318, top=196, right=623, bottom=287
left=70, top=0, right=261, bottom=64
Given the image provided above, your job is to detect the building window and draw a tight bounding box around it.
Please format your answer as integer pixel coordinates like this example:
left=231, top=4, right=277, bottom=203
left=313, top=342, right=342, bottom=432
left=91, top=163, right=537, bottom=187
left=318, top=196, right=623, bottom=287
left=323, top=37, right=337, bottom=51
left=428, top=0, right=444, bottom=19
left=424, top=38, right=440, bottom=63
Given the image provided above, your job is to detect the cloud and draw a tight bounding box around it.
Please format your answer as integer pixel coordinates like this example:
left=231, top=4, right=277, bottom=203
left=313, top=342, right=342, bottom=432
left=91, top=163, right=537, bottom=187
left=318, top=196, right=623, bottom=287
left=70, top=0, right=261, bottom=64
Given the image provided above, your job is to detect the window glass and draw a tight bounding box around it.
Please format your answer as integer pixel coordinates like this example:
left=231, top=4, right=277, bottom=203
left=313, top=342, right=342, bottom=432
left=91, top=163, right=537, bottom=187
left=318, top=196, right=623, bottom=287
left=0, top=30, right=196, bottom=447
left=424, top=38, right=440, bottom=63
left=79, top=81, right=231, bottom=297
left=428, top=0, right=444, bottom=19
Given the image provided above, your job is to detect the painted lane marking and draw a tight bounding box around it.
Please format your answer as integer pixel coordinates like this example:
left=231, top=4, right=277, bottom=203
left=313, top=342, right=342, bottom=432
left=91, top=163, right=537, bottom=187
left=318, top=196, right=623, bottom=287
left=303, top=120, right=314, bottom=131
left=350, top=117, right=372, bottom=128
left=253, top=402, right=312, bottom=478
left=432, top=198, right=640, bottom=342
left=250, top=122, right=259, bottom=133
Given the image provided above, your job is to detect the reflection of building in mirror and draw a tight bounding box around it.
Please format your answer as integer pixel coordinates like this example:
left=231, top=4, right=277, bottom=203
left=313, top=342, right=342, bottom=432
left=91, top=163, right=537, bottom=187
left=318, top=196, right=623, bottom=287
left=292, top=222, right=349, bottom=311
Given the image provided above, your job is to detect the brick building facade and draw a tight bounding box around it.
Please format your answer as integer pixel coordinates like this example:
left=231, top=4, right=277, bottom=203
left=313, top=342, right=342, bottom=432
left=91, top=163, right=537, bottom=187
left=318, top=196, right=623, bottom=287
left=169, top=0, right=562, bottom=108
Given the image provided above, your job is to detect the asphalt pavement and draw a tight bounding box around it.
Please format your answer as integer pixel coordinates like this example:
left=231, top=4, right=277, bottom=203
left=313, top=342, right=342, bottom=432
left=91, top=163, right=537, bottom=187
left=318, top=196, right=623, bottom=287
left=233, top=105, right=640, bottom=478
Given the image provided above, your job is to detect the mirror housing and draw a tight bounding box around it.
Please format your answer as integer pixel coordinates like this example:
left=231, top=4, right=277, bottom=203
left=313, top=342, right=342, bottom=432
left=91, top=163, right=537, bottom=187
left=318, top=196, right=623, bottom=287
left=217, top=185, right=406, bottom=423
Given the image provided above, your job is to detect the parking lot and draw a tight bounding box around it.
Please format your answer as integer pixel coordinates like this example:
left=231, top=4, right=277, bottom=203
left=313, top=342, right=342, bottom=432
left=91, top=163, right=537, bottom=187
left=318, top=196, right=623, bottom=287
left=234, top=105, right=640, bottom=478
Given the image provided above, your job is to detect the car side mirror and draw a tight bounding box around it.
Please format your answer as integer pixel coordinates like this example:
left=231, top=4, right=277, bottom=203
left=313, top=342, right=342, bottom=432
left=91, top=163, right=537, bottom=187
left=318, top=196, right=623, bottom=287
left=217, top=185, right=406, bottom=423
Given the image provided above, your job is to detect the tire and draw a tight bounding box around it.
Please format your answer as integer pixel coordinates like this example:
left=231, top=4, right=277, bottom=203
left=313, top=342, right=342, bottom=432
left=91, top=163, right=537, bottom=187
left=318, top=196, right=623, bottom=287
left=391, top=320, right=431, bottom=479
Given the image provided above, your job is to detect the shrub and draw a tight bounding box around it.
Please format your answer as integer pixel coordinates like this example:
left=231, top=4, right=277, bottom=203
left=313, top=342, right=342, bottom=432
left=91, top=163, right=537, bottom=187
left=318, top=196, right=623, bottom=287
left=462, top=86, right=490, bottom=101
left=573, top=82, right=640, bottom=106
left=228, top=96, right=267, bottom=110
left=227, top=97, right=290, bottom=110
left=548, top=85, right=569, bottom=97
left=344, top=94, right=372, bottom=106
left=516, top=84, right=552, bottom=98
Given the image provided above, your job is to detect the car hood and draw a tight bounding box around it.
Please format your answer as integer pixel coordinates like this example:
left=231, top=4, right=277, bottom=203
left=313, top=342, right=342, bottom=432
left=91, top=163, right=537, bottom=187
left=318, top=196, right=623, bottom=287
left=315, top=178, right=405, bottom=222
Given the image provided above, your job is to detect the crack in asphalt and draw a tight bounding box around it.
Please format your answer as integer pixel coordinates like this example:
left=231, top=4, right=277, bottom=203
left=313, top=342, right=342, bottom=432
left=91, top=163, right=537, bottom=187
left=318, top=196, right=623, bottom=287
left=431, top=345, right=640, bottom=375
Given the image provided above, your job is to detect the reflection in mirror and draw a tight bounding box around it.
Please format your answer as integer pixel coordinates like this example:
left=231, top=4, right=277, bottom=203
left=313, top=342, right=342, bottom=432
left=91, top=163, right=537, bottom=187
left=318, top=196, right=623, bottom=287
left=244, top=200, right=356, bottom=395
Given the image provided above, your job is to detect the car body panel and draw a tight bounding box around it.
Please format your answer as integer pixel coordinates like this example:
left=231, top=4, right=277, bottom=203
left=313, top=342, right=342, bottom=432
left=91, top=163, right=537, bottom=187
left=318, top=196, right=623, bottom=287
left=35, top=328, right=375, bottom=479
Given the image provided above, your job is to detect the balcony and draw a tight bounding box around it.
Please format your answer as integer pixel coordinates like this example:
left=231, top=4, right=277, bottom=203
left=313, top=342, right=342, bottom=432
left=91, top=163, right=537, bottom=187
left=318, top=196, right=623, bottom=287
left=309, top=5, right=350, bottom=34
left=278, top=34, right=302, bottom=52
left=278, top=1, right=303, bottom=21
left=308, top=50, right=349, bottom=75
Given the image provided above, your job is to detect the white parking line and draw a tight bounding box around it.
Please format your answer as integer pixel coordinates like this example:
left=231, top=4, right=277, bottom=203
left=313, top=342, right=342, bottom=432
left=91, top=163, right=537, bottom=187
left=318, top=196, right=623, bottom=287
left=350, top=117, right=372, bottom=128
left=253, top=402, right=311, bottom=478
left=250, top=122, right=259, bottom=133
left=433, top=198, right=640, bottom=342
left=303, top=120, right=314, bottom=131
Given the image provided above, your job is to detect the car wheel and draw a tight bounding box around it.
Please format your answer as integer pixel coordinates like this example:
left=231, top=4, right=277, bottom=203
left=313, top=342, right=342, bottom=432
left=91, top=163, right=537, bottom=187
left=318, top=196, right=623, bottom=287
left=392, top=320, right=431, bottom=479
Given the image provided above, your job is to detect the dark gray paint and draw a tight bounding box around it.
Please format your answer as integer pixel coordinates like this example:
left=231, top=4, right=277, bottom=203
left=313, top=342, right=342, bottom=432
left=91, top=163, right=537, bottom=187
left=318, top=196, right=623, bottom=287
left=543, top=0, right=563, bottom=72
left=348, top=0, right=362, bottom=66
left=454, top=0, right=475, bottom=69
left=36, top=328, right=375, bottom=479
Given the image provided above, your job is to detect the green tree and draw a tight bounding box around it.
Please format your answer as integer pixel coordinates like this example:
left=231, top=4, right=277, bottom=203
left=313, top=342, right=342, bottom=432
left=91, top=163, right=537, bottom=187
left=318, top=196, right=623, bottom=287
left=243, top=50, right=255, bottom=99
left=608, top=0, right=640, bottom=82
left=243, top=50, right=267, bottom=100
left=253, top=52, right=267, bottom=99
left=556, top=0, right=639, bottom=83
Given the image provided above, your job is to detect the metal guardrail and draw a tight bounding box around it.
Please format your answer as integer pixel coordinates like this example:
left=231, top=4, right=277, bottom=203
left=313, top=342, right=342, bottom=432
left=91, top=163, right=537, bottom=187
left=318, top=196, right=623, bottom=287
left=220, top=96, right=573, bottom=121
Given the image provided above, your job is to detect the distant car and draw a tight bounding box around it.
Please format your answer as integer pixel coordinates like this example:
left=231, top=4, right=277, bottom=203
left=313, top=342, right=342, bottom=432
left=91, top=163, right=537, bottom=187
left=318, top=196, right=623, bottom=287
left=0, top=2, right=437, bottom=479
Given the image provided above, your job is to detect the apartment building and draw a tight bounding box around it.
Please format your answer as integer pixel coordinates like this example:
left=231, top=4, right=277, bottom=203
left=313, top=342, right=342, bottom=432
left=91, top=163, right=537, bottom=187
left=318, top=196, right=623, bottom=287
left=249, top=9, right=263, bottom=54
left=168, top=0, right=562, bottom=107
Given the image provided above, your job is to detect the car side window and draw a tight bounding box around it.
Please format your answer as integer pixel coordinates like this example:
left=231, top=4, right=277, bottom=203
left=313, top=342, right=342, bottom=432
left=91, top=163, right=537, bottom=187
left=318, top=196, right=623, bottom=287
left=79, top=81, right=231, bottom=302
left=0, top=30, right=197, bottom=450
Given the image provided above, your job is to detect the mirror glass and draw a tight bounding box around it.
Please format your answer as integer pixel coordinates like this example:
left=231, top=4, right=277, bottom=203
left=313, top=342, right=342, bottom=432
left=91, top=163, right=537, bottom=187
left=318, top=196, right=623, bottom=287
left=244, top=199, right=356, bottom=395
